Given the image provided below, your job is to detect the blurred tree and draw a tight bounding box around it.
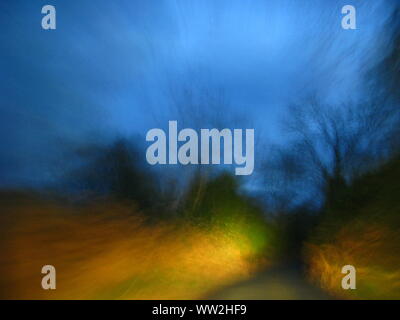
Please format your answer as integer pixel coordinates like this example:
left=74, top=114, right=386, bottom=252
left=375, top=7, right=400, bottom=101
left=68, top=138, right=159, bottom=211
left=182, top=172, right=262, bottom=223
left=367, top=6, right=400, bottom=151
left=263, top=95, right=397, bottom=212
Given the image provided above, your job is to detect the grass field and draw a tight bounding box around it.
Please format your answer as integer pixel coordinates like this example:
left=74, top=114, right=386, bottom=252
left=0, top=193, right=276, bottom=299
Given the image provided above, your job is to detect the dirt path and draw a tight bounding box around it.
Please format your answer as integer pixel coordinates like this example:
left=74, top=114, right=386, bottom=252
left=207, top=264, right=332, bottom=300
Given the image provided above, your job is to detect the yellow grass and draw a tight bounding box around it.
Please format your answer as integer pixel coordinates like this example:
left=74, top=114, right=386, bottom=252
left=305, top=218, right=400, bottom=299
left=0, top=199, right=270, bottom=299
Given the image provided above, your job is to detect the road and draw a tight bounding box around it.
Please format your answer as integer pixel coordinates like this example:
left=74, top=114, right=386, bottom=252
left=208, top=264, right=332, bottom=300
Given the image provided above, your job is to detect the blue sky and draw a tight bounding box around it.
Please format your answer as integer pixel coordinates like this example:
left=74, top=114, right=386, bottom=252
left=0, top=0, right=394, bottom=187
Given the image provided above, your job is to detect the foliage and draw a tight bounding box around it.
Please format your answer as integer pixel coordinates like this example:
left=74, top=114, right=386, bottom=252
left=305, top=157, right=400, bottom=299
